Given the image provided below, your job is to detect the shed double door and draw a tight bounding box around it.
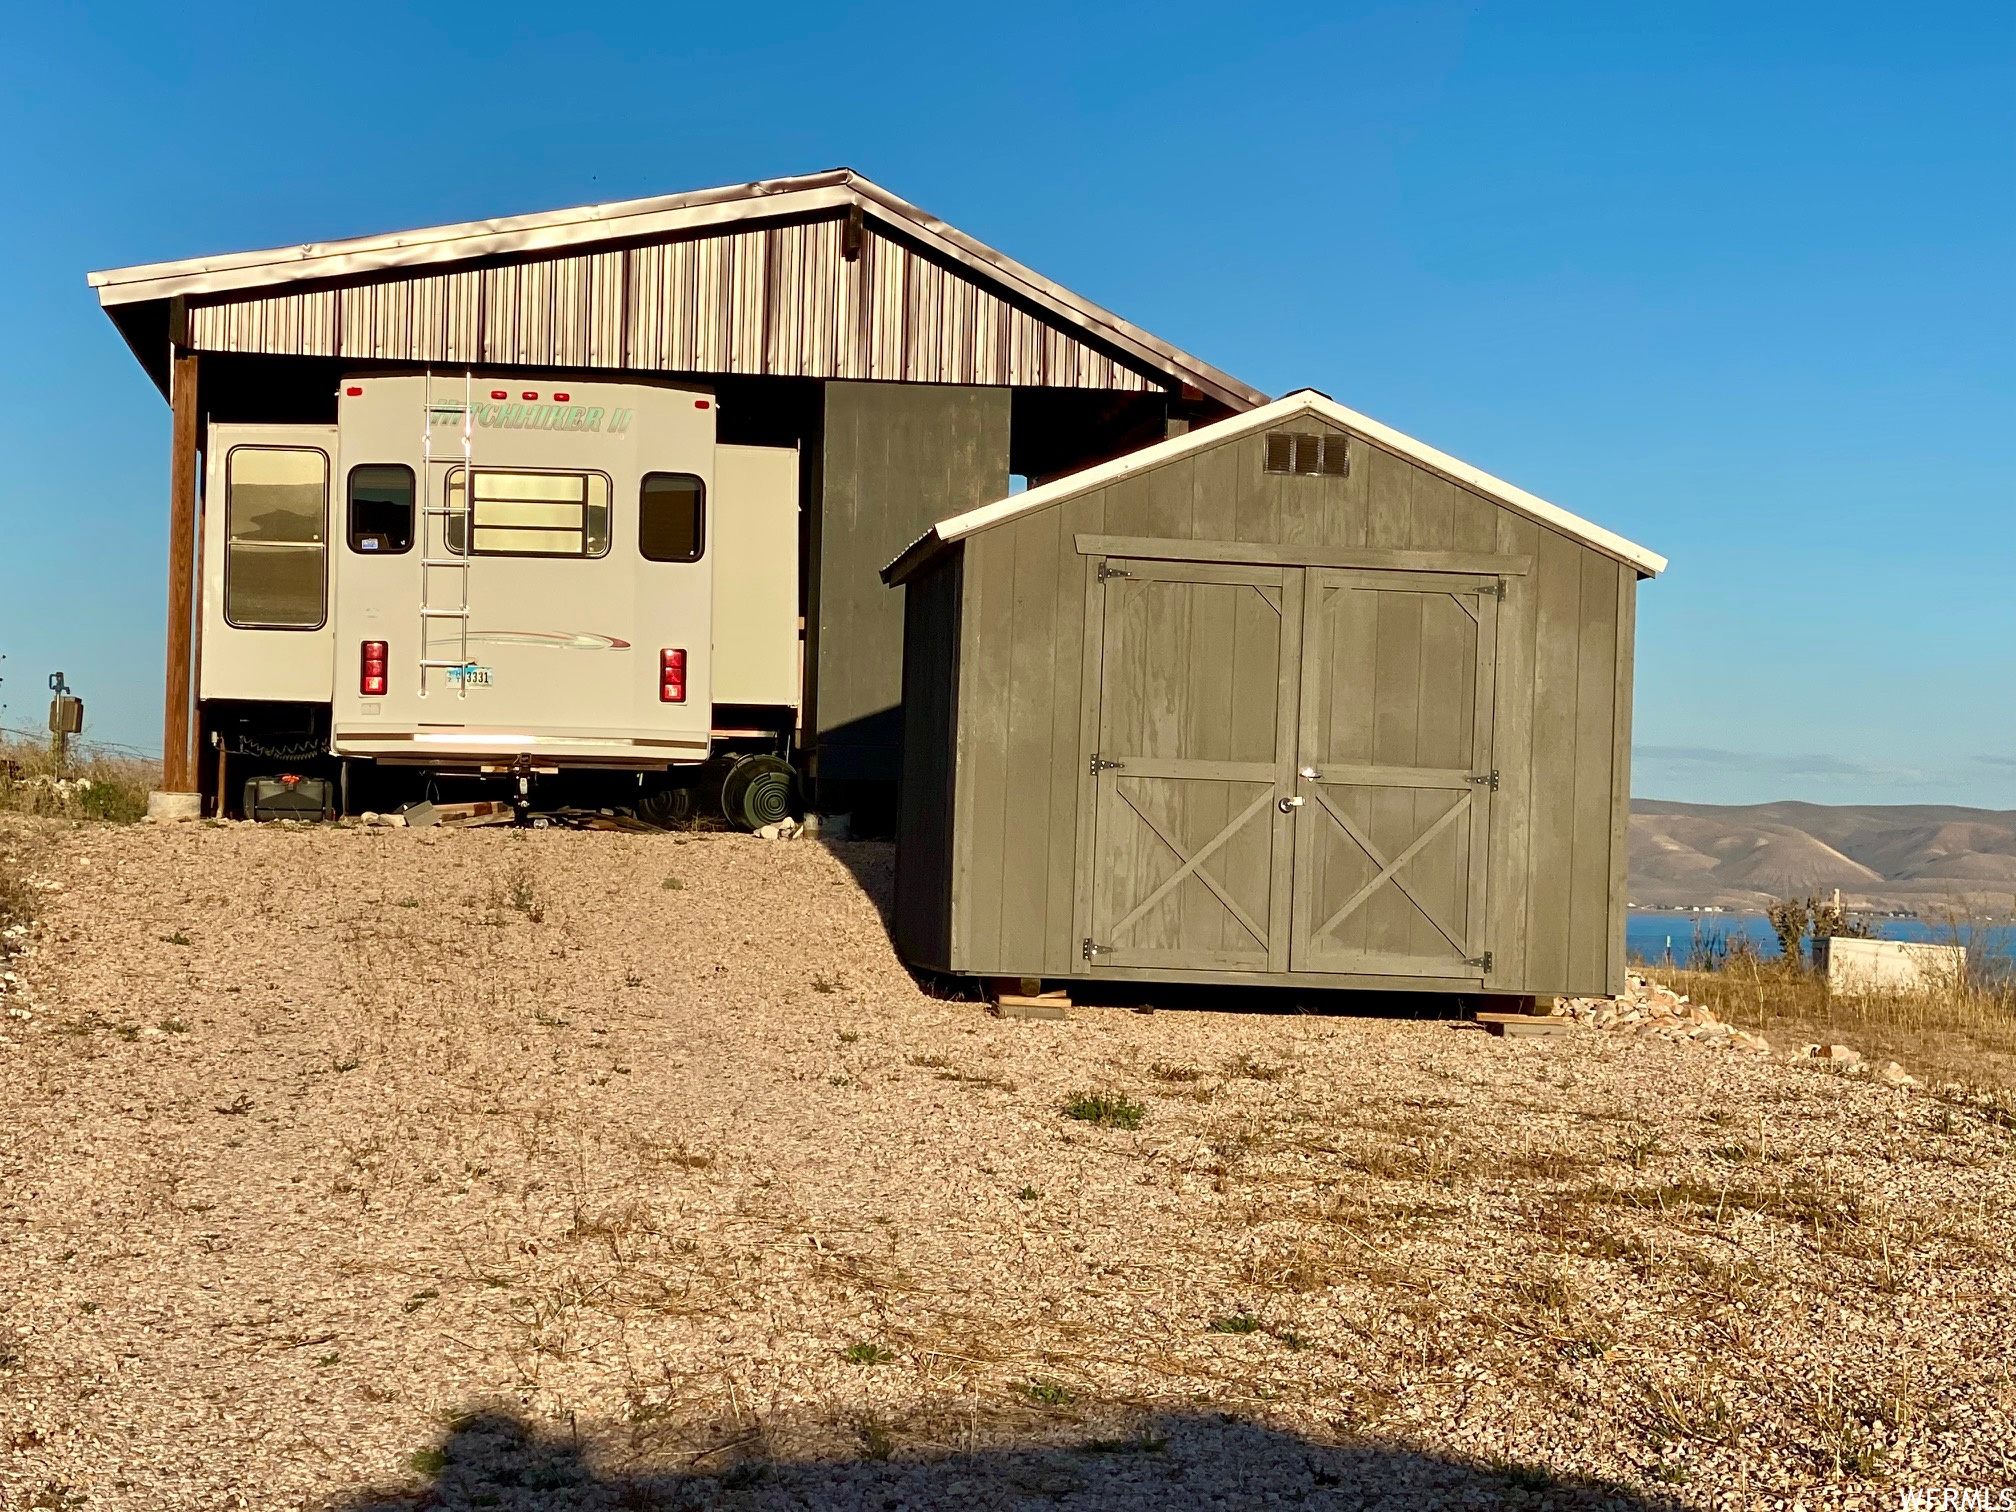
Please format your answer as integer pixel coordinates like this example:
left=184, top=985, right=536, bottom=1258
left=1081, top=558, right=1499, bottom=980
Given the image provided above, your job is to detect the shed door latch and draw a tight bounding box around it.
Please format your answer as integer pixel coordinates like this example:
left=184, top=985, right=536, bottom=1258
left=1466, top=951, right=1494, bottom=972
left=1097, top=562, right=1131, bottom=582
left=1082, top=938, right=1108, bottom=961
left=1090, top=754, right=1124, bottom=776
left=1468, top=770, right=1500, bottom=791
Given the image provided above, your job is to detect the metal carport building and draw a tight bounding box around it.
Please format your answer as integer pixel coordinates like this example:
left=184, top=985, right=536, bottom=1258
left=86, top=169, right=1265, bottom=816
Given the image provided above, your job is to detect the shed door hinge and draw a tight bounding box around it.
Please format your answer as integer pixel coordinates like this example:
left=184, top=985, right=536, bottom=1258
left=1090, top=754, right=1124, bottom=776
left=1466, top=951, right=1493, bottom=972
left=1468, top=769, right=1500, bottom=791
left=1490, top=578, right=1506, bottom=600
left=1082, top=938, right=1108, bottom=961
left=1097, top=562, right=1130, bottom=582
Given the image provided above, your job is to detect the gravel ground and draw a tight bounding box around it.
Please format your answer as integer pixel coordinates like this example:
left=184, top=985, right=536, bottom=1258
left=0, top=820, right=2010, bottom=1510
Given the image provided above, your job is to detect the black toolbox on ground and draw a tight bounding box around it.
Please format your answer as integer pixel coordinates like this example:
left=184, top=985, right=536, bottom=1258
left=243, top=775, right=336, bottom=822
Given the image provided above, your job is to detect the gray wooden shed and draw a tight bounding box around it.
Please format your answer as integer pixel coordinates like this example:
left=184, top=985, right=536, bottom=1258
left=882, top=390, right=1665, bottom=1001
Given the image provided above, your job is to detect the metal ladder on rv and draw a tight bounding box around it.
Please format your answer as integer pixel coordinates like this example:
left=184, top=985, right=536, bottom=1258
left=418, top=372, right=476, bottom=698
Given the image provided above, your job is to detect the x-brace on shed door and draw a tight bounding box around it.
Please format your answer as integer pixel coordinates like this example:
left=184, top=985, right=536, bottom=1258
left=1078, top=556, right=1498, bottom=981
left=1081, top=559, right=1303, bottom=973
left=1288, top=569, right=1499, bottom=978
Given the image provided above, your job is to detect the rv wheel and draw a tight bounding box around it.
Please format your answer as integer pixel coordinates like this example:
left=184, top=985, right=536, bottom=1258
left=720, top=755, right=797, bottom=831
left=636, top=784, right=696, bottom=829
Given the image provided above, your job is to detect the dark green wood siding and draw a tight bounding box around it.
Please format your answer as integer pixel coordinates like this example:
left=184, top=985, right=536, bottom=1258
left=816, top=382, right=1009, bottom=782
left=933, top=416, right=1639, bottom=997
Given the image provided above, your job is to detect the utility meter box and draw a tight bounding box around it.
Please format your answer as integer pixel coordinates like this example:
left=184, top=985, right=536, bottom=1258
left=48, top=695, right=83, bottom=736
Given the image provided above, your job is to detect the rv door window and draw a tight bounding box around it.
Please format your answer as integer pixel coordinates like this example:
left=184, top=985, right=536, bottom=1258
left=639, top=473, right=706, bottom=563
left=347, top=464, right=415, bottom=554
left=225, top=446, right=328, bottom=629
left=444, top=469, right=611, bottom=558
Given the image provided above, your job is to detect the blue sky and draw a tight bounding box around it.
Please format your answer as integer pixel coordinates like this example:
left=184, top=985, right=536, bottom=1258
left=0, top=1, right=2009, bottom=806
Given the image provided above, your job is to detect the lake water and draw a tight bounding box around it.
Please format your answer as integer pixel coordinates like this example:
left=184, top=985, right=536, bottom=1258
left=1625, top=911, right=2015, bottom=968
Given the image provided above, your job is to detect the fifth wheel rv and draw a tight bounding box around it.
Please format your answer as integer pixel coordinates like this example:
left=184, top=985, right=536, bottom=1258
left=199, top=372, right=802, bottom=826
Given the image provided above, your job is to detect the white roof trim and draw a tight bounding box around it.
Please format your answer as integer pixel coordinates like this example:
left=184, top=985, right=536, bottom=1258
left=85, top=168, right=1266, bottom=412
left=892, top=389, right=1666, bottom=579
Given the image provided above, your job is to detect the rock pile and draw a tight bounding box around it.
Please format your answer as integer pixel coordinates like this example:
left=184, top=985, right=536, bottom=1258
left=1555, top=974, right=1772, bottom=1054
left=1551, top=974, right=1921, bottom=1088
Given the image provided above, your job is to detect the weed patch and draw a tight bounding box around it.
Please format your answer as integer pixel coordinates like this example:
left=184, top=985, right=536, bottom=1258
left=408, top=1446, right=449, bottom=1476
left=1075, top=1433, right=1167, bottom=1456
left=1061, top=1091, right=1144, bottom=1130
left=1014, top=1378, right=1072, bottom=1405
left=1648, top=1377, right=1736, bottom=1445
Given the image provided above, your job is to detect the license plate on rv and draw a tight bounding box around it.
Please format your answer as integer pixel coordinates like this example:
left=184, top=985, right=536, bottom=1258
left=446, top=665, right=494, bottom=687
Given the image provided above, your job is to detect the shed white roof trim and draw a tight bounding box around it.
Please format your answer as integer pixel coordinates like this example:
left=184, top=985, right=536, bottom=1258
left=85, top=168, right=1265, bottom=412
left=893, top=390, right=1666, bottom=579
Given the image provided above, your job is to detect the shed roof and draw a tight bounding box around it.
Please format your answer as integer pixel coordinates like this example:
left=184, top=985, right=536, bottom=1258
left=87, top=168, right=1265, bottom=411
left=884, top=389, right=1667, bottom=582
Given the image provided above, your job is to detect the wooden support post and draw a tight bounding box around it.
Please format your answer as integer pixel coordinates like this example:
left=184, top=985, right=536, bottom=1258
left=989, top=978, right=1073, bottom=1021
left=163, top=348, right=200, bottom=795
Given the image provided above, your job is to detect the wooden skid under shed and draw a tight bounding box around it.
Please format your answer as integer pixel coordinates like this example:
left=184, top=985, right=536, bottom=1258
left=1475, top=1011, right=1570, bottom=1039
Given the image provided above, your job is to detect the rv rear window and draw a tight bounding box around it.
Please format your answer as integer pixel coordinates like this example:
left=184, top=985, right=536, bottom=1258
left=445, top=469, right=611, bottom=558
left=347, top=464, right=414, bottom=555
left=225, top=446, right=328, bottom=630
left=639, top=473, right=705, bottom=563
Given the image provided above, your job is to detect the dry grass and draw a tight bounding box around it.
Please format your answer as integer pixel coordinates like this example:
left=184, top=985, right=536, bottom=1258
left=0, top=823, right=2010, bottom=1509
left=1669, top=952, right=2016, bottom=1093
left=0, top=830, right=37, bottom=941
left=0, top=736, right=156, bottom=824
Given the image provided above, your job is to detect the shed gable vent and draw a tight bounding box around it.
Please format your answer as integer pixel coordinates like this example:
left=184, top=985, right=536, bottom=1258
left=1264, top=431, right=1349, bottom=478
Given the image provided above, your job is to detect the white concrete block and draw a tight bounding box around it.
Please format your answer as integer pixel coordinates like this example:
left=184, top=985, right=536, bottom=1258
left=1818, top=936, right=1966, bottom=994
left=144, top=791, right=202, bottom=823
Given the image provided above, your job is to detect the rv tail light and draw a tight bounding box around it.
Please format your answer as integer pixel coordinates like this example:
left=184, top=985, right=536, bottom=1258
left=694, top=399, right=711, bottom=410
left=659, top=648, right=687, bottom=703
left=491, top=389, right=507, bottom=400
left=361, top=640, right=388, bottom=696
left=521, top=391, right=538, bottom=400
left=553, top=392, right=571, bottom=402
left=345, top=386, right=363, bottom=397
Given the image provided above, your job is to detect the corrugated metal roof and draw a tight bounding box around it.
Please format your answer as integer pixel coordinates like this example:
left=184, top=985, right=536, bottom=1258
left=87, top=169, right=1264, bottom=410
left=884, top=389, right=1668, bottom=580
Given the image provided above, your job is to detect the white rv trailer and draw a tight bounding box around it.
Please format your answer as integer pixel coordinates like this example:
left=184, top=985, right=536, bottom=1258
left=199, top=373, right=801, bottom=823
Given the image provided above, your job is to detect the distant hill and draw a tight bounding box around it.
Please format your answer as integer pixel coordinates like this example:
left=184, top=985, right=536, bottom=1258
left=1629, top=800, right=2016, bottom=913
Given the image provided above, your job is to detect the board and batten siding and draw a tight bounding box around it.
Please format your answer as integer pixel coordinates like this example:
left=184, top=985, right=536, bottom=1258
left=936, top=415, right=1636, bottom=997
left=817, top=382, right=1010, bottom=783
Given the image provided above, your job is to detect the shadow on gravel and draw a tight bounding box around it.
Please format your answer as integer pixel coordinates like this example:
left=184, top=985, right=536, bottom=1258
left=1061, top=977, right=1486, bottom=1021
left=809, top=839, right=1485, bottom=1026
left=333, top=1408, right=1682, bottom=1511
left=811, top=839, right=898, bottom=924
